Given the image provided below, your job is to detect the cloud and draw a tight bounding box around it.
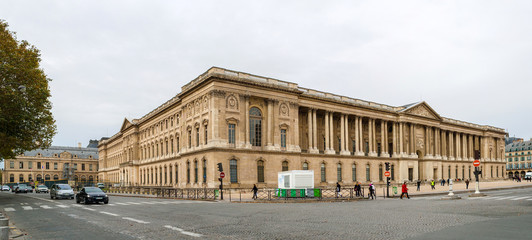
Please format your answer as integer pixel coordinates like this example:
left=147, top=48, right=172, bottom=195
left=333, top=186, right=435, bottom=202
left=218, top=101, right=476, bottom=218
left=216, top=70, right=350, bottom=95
left=1, top=0, right=531, bottom=146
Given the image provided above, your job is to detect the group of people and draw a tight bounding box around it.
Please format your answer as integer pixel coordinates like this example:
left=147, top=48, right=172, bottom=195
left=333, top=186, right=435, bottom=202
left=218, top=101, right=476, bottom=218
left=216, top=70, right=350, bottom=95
left=335, top=181, right=409, bottom=200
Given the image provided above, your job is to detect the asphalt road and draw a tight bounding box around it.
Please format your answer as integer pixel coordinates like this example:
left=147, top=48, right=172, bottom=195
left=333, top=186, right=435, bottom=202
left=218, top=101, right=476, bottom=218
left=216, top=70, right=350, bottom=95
left=1, top=188, right=532, bottom=239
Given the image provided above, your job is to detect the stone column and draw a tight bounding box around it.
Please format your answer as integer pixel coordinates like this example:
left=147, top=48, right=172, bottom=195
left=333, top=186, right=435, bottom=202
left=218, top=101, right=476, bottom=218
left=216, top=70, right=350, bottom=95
left=341, top=114, right=350, bottom=155
left=455, top=133, right=461, bottom=161
left=469, top=135, right=474, bottom=160
left=345, top=115, right=349, bottom=153
left=425, top=126, right=432, bottom=159
left=307, top=108, right=313, bottom=151
left=382, top=121, right=390, bottom=157
left=441, top=130, right=447, bottom=160
left=325, top=112, right=334, bottom=154
left=434, top=128, right=440, bottom=159
left=399, top=122, right=404, bottom=157
left=244, top=97, right=251, bottom=148
left=359, top=117, right=364, bottom=155
left=410, top=123, right=417, bottom=158
left=355, top=117, right=364, bottom=156
left=448, top=132, right=454, bottom=160
left=462, top=134, right=467, bottom=161
left=329, top=113, right=334, bottom=152
left=392, top=122, right=399, bottom=158
left=266, top=100, right=273, bottom=150
left=369, top=119, right=377, bottom=156
left=312, top=109, right=318, bottom=153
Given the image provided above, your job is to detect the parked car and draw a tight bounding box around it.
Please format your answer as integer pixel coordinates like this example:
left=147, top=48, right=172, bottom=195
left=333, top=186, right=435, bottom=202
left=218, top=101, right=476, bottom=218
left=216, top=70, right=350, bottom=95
left=15, top=184, right=29, bottom=193
left=97, top=183, right=105, bottom=189
left=50, top=184, right=74, bottom=199
left=76, top=187, right=109, bottom=204
left=36, top=185, right=49, bottom=193
left=1, top=185, right=11, bottom=191
left=11, top=185, right=18, bottom=192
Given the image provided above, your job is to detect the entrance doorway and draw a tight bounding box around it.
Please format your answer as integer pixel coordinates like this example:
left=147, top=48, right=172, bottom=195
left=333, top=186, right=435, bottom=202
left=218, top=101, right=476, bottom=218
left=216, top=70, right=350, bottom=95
left=433, top=168, right=437, bottom=180
left=408, top=168, right=413, bottom=182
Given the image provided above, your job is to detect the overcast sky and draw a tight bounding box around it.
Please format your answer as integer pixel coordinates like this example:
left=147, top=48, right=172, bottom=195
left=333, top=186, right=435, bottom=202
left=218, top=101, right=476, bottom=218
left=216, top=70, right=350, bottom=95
left=1, top=0, right=532, bottom=149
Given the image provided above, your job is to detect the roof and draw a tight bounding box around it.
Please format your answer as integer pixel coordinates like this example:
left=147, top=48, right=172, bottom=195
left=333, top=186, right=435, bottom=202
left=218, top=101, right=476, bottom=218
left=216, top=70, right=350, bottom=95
left=21, top=146, right=99, bottom=160
left=506, top=140, right=532, bottom=152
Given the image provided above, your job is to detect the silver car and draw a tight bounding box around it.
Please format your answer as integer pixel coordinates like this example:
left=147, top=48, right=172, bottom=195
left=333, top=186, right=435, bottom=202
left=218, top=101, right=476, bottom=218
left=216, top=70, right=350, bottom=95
left=1, top=185, right=10, bottom=191
left=50, top=184, right=74, bottom=199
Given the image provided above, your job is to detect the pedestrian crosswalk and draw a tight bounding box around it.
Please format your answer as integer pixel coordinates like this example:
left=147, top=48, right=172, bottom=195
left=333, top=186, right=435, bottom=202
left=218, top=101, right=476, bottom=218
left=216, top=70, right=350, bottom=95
left=2, top=199, right=209, bottom=212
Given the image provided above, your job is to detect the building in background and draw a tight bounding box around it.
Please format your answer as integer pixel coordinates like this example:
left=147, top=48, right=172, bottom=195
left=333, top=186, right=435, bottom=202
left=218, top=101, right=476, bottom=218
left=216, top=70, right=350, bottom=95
left=506, top=139, right=532, bottom=178
left=2, top=141, right=99, bottom=186
left=98, top=67, right=507, bottom=188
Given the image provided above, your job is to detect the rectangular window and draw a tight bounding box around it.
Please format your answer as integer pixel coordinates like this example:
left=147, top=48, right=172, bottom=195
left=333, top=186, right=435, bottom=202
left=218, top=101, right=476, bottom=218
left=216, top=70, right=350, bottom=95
left=352, top=164, right=356, bottom=181
left=10, top=161, right=14, bottom=169
left=338, top=137, right=341, bottom=151
left=176, top=137, right=180, bottom=152
left=281, top=129, right=287, bottom=148
left=188, top=130, right=192, bottom=148
left=228, top=124, right=235, bottom=144
left=196, top=127, right=200, bottom=147
left=19, top=161, right=24, bottom=169
left=37, top=162, right=41, bottom=169
left=28, top=161, right=33, bottom=169
left=54, top=163, right=57, bottom=170
left=74, top=163, right=78, bottom=170
left=352, top=140, right=356, bottom=154
left=82, top=164, right=85, bottom=171
left=171, top=139, right=174, bottom=153
left=46, top=162, right=49, bottom=170
left=230, top=160, right=238, bottom=183
left=321, top=164, right=326, bottom=182
left=204, top=126, right=208, bottom=145
left=89, top=164, right=93, bottom=171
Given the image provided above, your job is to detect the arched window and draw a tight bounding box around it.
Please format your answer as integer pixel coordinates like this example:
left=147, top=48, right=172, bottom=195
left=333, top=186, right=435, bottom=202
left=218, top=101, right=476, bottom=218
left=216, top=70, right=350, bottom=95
left=455, top=166, right=458, bottom=180
left=36, top=174, right=42, bottom=182
left=230, top=159, right=238, bottom=183
left=366, top=164, right=370, bottom=181
left=10, top=174, right=14, bottom=182
left=257, top=160, right=265, bottom=183
left=53, top=175, right=59, bottom=180
left=74, top=175, right=79, bottom=182
left=337, top=163, right=342, bottom=182
left=203, top=159, right=207, bottom=183
left=303, top=162, right=308, bottom=170
left=194, top=161, right=198, bottom=183
left=164, top=166, right=168, bottom=184
left=28, top=174, right=33, bottom=181
left=19, top=174, right=24, bottom=182
left=45, top=174, right=50, bottom=180
left=89, top=175, right=94, bottom=183
left=175, top=164, right=179, bottom=184
left=321, top=163, right=326, bottom=182
left=282, top=161, right=288, bottom=172
left=462, top=166, right=465, bottom=180
left=352, top=164, right=356, bottom=182
left=249, top=107, right=262, bottom=146
left=379, top=164, right=383, bottom=182
left=491, top=166, right=493, bottom=178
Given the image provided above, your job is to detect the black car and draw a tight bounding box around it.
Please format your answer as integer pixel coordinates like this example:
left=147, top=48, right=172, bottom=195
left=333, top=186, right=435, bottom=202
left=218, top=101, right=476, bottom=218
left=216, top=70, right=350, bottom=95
left=15, top=184, right=29, bottom=193
left=76, top=187, right=109, bottom=204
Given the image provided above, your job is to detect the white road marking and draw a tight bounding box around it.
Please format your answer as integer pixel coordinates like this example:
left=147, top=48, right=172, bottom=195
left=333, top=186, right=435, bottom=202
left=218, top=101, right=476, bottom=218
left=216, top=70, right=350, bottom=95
left=494, top=196, right=515, bottom=200
left=527, top=199, right=532, bottom=201
left=72, top=204, right=84, bottom=207
left=22, top=206, right=34, bottom=210
left=115, top=203, right=130, bottom=206
left=100, top=211, right=120, bottom=217
left=511, top=196, right=530, bottom=200
left=4, top=208, right=15, bottom=212
left=125, top=202, right=141, bottom=205
left=122, top=217, right=150, bottom=224
left=82, top=207, right=96, bottom=211
left=41, top=205, right=52, bottom=209
left=56, top=204, right=69, bottom=208
left=107, top=204, right=116, bottom=206
left=164, top=225, right=203, bottom=238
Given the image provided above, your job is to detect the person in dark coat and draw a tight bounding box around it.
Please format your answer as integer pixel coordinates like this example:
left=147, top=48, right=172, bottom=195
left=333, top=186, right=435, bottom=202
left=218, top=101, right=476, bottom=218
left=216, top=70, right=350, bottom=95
left=465, top=179, right=470, bottom=189
left=252, top=184, right=258, bottom=200
left=441, top=179, right=445, bottom=186
left=336, top=182, right=341, bottom=198
left=416, top=180, right=421, bottom=191
left=400, top=181, right=410, bottom=199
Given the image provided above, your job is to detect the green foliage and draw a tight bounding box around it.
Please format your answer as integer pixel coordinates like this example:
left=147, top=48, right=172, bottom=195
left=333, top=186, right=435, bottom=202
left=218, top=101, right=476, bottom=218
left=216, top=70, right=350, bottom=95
left=0, top=20, right=56, bottom=160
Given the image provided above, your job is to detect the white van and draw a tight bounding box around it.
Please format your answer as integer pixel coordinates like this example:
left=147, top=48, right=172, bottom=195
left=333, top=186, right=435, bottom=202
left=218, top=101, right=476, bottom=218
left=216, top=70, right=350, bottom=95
left=525, top=172, right=532, bottom=180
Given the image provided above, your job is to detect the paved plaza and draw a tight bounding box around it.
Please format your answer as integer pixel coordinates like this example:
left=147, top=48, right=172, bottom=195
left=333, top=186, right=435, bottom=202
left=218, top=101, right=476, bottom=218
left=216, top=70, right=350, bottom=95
left=1, top=182, right=532, bottom=239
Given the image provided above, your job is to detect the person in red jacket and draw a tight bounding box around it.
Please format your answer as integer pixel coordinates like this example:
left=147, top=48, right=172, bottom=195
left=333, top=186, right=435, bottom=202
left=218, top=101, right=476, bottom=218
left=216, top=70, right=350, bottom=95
left=400, top=181, right=410, bottom=199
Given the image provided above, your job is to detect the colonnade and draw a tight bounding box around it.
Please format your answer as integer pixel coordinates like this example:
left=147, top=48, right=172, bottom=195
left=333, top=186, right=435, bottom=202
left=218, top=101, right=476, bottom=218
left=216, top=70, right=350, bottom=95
left=305, top=108, right=503, bottom=161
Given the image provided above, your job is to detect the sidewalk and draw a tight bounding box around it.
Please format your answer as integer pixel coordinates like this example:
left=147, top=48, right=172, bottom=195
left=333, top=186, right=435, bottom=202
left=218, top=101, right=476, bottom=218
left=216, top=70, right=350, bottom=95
left=406, top=180, right=532, bottom=197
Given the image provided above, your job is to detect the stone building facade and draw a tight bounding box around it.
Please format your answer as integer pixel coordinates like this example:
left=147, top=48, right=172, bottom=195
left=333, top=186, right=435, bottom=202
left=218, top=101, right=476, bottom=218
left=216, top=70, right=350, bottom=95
left=505, top=139, right=532, bottom=178
left=3, top=142, right=99, bottom=185
left=98, top=67, right=507, bottom=188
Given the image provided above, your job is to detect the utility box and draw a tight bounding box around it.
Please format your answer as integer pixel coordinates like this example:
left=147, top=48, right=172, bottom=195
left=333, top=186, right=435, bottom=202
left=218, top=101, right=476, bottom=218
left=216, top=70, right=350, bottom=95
left=278, top=170, right=314, bottom=189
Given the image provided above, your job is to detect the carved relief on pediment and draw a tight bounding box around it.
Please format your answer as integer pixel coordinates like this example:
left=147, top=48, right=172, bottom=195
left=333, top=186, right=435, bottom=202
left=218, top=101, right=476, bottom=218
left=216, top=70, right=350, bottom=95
left=226, top=94, right=239, bottom=110
left=279, top=102, right=289, bottom=117
left=406, top=105, right=438, bottom=119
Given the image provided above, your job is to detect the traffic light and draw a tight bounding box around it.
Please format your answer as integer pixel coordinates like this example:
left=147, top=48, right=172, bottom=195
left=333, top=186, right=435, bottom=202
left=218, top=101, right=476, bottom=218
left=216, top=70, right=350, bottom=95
left=474, top=150, right=481, bottom=160
left=385, top=162, right=390, bottom=171
left=217, top=163, right=223, bottom=172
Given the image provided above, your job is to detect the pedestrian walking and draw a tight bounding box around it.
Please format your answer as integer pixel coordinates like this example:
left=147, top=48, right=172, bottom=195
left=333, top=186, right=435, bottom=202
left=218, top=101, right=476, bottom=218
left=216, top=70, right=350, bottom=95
left=416, top=180, right=421, bottom=191
left=368, top=182, right=376, bottom=200
left=400, top=181, right=410, bottom=199
left=465, top=179, right=469, bottom=189
left=430, top=180, right=435, bottom=190
left=441, top=179, right=445, bottom=186
left=336, top=182, right=341, bottom=198
left=447, top=178, right=450, bottom=186
left=354, top=182, right=360, bottom=197
left=252, top=184, right=258, bottom=200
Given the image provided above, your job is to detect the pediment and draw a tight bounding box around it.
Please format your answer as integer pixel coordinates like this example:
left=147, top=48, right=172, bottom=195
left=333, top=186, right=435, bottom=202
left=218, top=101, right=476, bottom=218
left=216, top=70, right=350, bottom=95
left=402, top=102, right=441, bottom=120
left=120, top=118, right=132, bottom=132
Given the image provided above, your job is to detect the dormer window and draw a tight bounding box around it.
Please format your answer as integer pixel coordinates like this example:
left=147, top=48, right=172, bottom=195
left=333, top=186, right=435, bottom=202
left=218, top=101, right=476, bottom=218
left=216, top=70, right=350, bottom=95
left=54, top=154, right=58, bottom=157
left=89, top=155, right=92, bottom=159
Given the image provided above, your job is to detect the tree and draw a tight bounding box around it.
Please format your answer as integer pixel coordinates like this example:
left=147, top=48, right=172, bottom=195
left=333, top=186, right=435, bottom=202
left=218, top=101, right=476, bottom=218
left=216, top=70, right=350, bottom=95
left=0, top=20, right=56, bottom=160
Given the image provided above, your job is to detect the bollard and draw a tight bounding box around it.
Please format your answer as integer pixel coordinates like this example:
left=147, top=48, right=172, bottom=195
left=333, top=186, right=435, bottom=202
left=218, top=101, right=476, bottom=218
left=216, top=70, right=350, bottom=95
left=0, top=226, right=8, bottom=240
left=0, top=218, right=8, bottom=227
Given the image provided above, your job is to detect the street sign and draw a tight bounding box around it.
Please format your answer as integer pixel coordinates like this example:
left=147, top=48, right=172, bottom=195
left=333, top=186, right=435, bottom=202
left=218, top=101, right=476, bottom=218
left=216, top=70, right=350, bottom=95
left=473, top=160, right=480, bottom=167
left=384, top=171, right=391, bottom=177
left=220, top=172, right=225, bottom=178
